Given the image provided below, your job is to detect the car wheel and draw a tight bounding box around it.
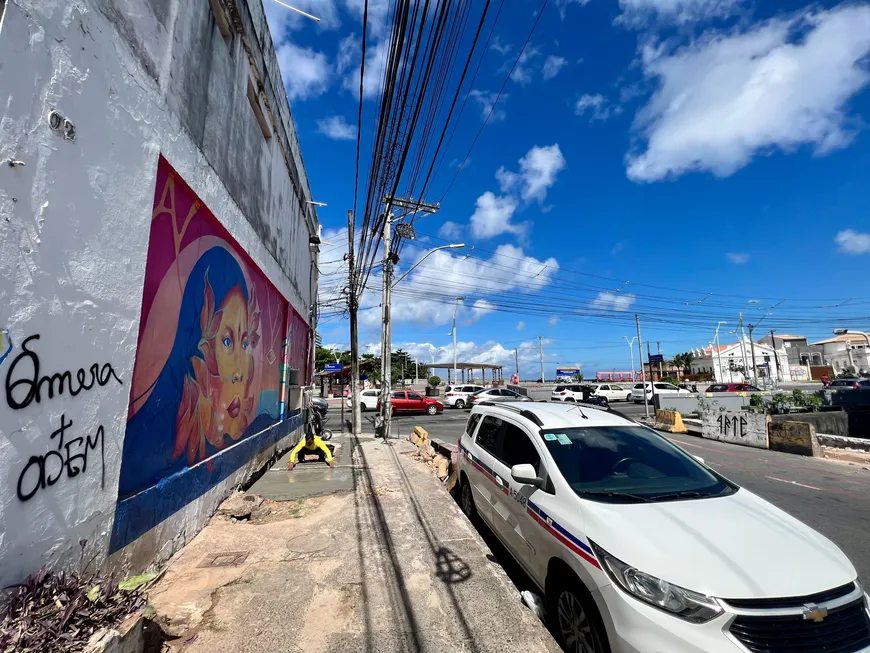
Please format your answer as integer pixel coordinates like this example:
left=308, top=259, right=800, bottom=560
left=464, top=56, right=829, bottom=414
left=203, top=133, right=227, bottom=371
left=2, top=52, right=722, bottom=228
left=626, top=393, right=632, bottom=402
left=360, top=403, right=367, bottom=412
left=455, top=399, right=466, bottom=409
left=459, top=476, right=477, bottom=520
left=427, top=404, right=438, bottom=415
left=548, top=576, right=611, bottom=653
left=566, top=397, right=576, bottom=402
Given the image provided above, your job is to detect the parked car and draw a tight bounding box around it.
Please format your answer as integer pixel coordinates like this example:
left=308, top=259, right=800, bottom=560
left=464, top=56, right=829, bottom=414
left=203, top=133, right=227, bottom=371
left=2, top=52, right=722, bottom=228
left=706, top=383, right=762, bottom=393
left=345, top=389, right=380, bottom=412
left=444, top=384, right=485, bottom=409
left=631, top=382, right=691, bottom=403
left=550, top=385, right=586, bottom=402
left=468, top=388, right=532, bottom=406
left=830, top=378, right=870, bottom=390
left=457, top=401, right=864, bottom=653
left=377, top=390, right=443, bottom=415
left=590, top=383, right=630, bottom=402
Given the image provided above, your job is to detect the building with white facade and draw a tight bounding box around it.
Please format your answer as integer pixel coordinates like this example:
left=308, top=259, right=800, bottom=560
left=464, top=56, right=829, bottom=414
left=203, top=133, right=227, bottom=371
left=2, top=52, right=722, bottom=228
left=811, top=333, right=870, bottom=375
left=690, top=338, right=792, bottom=384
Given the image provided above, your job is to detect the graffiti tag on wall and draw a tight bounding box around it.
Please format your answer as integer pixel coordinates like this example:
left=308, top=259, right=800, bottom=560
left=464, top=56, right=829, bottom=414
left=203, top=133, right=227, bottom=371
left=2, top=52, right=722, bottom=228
left=4, top=334, right=122, bottom=501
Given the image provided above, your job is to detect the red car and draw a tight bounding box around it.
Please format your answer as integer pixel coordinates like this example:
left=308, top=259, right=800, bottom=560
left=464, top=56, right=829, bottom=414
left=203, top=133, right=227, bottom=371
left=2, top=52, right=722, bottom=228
left=706, top=383, right=761, bottom=392
left=377, top=390, right=444, bottom=415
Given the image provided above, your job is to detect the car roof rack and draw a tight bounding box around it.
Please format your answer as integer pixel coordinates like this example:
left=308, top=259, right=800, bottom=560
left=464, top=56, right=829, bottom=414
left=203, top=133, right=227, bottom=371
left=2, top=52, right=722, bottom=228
left=476, top=401, right=544, bottom=427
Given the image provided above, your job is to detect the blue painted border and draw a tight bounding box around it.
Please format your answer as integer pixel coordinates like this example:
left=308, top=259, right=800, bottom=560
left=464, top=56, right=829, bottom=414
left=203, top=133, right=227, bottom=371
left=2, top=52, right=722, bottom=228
left=109, top=410, right=302, bottom=553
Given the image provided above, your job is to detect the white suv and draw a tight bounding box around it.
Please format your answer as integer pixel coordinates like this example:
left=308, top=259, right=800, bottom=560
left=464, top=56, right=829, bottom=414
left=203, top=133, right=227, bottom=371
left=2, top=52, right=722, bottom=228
left=444, top=384, right=485, bottom=409
left=457, top=402, right=864, bottom=653
left=591, top=383, right=631, bottom=403
left=345, top=389, right=380, bottom=412
left=631, top=382, right=690, bottom=403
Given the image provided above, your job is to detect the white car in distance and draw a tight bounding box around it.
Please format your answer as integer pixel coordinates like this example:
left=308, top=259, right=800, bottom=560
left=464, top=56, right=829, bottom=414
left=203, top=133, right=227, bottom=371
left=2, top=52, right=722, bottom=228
left=631, top=382, right=691, bottom=404
left=550, top=384, right=587, bottom=402
left=590, top=383, right=631, bottom=403
left=345, top=389, right=380, bottom=412
left=444, top=384, right=485, bottom=409
left=457, top=401, right=866, bottom=653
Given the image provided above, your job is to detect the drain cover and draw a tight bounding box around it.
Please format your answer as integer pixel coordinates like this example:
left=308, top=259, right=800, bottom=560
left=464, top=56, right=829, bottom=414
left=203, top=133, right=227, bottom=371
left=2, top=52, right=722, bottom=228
left=198, top=551, right=250, bottom=568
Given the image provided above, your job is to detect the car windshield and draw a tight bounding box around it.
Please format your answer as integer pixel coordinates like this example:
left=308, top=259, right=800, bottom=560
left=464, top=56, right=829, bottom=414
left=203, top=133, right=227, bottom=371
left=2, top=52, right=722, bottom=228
left=540, top=425, right=735, bottom=503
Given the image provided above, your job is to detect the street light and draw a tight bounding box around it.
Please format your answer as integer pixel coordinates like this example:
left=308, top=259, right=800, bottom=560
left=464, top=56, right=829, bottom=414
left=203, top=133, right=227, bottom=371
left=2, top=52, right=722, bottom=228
left=306, top=200, right=327, bottom=207
left=269, top=0, right=321, bottom=21
left=447, top=297, right=465, bottom=385
left=623, top=336, right=636, bottom=382
left=391, top=243, right=465, bottom=287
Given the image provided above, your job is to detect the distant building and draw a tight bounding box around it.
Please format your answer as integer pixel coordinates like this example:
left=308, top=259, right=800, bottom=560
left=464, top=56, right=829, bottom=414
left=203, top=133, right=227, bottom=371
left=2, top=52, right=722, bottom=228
left=810, top=333, right=870, bottom=375
left=689, top=338, right=791, bottom=383
left=756, top=334, right=824, bottom=367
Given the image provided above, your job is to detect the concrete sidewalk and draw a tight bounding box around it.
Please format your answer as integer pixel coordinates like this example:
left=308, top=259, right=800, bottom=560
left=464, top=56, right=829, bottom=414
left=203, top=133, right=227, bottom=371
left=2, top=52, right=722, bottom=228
left=148, top=435, right=559, bottom=653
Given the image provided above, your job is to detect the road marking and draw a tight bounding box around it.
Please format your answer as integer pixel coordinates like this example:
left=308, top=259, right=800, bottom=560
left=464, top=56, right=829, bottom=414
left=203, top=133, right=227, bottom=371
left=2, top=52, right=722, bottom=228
left=765, top=476, right=824, bottom=491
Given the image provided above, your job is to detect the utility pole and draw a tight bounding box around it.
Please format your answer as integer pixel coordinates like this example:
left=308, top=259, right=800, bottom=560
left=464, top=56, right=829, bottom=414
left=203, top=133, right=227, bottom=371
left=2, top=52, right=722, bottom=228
left=770, top=330, right=781, bottom=383
left=514, top=347, right=519, bottom=378
left=647, top=341, right=658, bottom=407
left=636, top=314, right=649, bottom=418
left=623, top=336, right=636, bottom=383
left=347, top=211, right=361, bottom=436
left=378, top=195, right=439, bottom=439
left=738, top=312, right=750, bottom=382
left=748, top=324, right=758, bottom=385
left=714, top=321, right=727, bottom=384
left=379, top=211, right=393, bottom=439
left=657, top=340, right=663, bottom=380
left=538, top=336, right=545, bottom=383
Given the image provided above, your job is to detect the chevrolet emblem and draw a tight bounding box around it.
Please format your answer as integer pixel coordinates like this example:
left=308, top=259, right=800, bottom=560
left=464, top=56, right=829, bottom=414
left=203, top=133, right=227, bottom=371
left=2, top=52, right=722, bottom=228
left=802, top=604, right=828, bottom=623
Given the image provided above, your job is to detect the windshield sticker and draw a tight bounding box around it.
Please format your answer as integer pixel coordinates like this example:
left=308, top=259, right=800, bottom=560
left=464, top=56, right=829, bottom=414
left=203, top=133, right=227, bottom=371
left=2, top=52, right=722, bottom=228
left=556, top=433, right=572, bottom=446
left=543, top=433, right=557, bottom=441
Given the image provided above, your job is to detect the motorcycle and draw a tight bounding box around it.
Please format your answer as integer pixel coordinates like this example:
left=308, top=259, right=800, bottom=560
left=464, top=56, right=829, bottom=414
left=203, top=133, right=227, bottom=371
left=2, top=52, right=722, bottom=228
left=308, top=396, right=333, bottom=441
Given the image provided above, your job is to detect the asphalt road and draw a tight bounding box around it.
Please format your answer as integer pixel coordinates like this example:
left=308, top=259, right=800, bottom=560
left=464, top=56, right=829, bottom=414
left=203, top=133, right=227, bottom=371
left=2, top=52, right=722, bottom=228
left=386, top=402, right=870, bottom=585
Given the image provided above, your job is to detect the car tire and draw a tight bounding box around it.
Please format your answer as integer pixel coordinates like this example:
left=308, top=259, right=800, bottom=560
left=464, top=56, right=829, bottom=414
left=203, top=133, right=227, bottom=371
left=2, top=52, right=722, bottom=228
left=360, top=403, right=367, bottom=412
left=426, top=404, right=438, bottom=416
left=459, top=475, right=477, bottom=521
left=547, top=574, right=611, bottom=653
left=455, top=399, right=466, bottom=409
left=566, top=397, right=576, bottom=402
left=625, top=393, right=632, bottom=402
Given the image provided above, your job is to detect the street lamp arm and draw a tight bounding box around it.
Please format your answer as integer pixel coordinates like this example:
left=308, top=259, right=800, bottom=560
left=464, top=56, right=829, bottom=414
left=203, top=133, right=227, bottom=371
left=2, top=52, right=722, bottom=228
left=269, top=0, right=321, bottom=21
left=391, top=243, right=464, bottom=288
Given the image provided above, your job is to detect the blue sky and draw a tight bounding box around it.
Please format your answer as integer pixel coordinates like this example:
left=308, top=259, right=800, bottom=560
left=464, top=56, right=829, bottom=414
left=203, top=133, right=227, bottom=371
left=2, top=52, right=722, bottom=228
left=265, top=0, right=870, bottom=378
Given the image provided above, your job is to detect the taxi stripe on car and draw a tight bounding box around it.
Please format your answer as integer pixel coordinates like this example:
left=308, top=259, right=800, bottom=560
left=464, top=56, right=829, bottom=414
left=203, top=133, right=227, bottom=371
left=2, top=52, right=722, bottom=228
left=526, top=501, right=601, bottom=570
left=460, top=445, right=509, bottom=495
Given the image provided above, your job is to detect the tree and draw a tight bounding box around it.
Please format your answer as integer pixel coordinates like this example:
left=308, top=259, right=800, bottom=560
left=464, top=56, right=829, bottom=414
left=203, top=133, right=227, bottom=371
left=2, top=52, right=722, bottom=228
left=673, top=352, right=695, bottom=376
left=572, top=372, right=584, bottom=382
left=428, top=375, right=442, bottom=388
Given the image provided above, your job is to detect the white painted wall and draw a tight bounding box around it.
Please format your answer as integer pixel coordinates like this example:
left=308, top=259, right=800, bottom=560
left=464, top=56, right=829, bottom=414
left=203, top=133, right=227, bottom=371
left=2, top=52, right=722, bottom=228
left=0, top=0, right=315, bottom=587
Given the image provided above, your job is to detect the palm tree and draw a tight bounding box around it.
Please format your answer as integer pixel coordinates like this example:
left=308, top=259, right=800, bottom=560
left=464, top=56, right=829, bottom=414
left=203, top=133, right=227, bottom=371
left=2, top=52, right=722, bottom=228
left=672, top=352, right=695, bottom=378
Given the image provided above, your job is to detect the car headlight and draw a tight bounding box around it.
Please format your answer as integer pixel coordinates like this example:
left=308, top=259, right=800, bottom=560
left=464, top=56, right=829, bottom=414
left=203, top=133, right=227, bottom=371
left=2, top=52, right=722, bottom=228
left=590, top=542, right=723, bottom=624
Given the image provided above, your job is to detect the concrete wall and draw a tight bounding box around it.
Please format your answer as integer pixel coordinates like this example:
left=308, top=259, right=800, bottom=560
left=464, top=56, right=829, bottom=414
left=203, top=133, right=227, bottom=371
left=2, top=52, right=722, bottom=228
left=701, top=411, right=769, bottom=449
left=771, top=412, right=849, bottom=437
left=0, top=0, right=316, bottom=588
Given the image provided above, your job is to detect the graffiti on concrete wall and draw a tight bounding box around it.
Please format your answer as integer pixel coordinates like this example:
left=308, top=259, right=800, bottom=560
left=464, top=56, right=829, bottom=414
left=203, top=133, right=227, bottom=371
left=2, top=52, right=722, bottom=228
left=111, top=156, right=307, bottom=552
left=4, top=334, right=122, bottom=501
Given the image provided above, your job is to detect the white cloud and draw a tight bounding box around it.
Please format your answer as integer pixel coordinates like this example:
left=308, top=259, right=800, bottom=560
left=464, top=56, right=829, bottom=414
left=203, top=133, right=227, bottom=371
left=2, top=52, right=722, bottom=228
left=316, top=115, right=357, bottom=140
left=343, top=0, right=392, bottom=39
left=617, top=0, right=741, bottom=27
left=362, top=245, right=559, bottom=328
left=276, top=42, right=331, bottom=100
left=542, top=55, right=568, bottom=79
left=464, top=300, right=496, bottom=326
left=611, top=241, right=625, bottom=255
left=385, top=338, right=552, bottom=375
left=264, top=0, right=342, bottom=40
left=548, top=315, right=560, bottom=327
left=469, top=192, right=524, bottom=239
left=343, top=39, right=389, bottom=99
left=516, top=321, right=526, bottom=331
left=469, top=90, right=507, bottom=122
left=438, top=221, right=464, bottom=240
left=575, top=94, right=611, bottom=121
left=336, top=34, right=358, bottom=75
left=515, top=144, right=566, bottom=202
left=555, top=0, right=592, bottom=20
left=491, top=36, right=512, bottom=55
left=726, top=252, right=749, bottom=264
left=835, top=229, right=870, bottom=255
left=591, top=292, right=637, bottom=312
left=627, top=5, right=870, bottom=182
left=509, top=46, right=541, bottom=86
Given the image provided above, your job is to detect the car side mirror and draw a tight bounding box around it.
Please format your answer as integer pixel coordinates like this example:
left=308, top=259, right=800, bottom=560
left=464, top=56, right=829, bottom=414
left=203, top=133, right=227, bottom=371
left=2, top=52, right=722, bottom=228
left=511, top=463, right=543, bottom=488
left=693, top=455, right=705, bottom=465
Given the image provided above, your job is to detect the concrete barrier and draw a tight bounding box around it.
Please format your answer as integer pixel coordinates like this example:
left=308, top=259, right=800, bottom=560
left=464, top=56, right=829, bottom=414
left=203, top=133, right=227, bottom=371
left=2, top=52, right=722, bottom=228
left=654, top=410, right=688, bottom=434
left=769, top=421, right=820, bottom=457
left=771, top=411, right=848, bottom=437
left=701, top=410, right=769, bottom=449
